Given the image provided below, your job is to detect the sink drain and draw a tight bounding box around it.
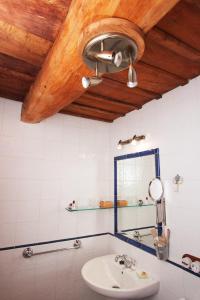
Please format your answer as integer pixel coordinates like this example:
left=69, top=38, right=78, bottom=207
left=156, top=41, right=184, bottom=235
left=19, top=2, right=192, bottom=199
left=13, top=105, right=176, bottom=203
left=112, top=285, right=120, bottom=289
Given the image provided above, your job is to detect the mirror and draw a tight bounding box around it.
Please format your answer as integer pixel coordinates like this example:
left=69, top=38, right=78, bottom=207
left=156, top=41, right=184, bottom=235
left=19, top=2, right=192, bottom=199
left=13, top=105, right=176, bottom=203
left=114, top=149, right=160, bottom=250
left=148, top=178, right=164, bottom=202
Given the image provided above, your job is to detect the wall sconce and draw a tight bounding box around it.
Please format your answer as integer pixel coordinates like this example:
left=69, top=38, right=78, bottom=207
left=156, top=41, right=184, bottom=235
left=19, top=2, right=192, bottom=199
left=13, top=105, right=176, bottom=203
left=117, top=134, right=145, bottom=149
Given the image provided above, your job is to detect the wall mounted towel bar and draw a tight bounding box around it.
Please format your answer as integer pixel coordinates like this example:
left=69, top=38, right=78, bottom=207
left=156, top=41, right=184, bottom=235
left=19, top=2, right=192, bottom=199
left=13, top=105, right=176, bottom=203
left=22, top=239, right=81, bottom=258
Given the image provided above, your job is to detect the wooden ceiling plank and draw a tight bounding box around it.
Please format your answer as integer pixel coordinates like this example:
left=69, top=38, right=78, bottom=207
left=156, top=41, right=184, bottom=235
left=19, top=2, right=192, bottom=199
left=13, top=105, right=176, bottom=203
left=157, top=0, right=200, bottom=51
left=142, top=37, right=200, bottom=79
left=106, top=60, right=187, bottom=95
left=69, top=102, right=123, bottom=118
left=0, top=66, right=34, bottom=82
left=104, top=76, right=160, bottom=100
left=138, top=61, right=188, bottom=84
left=85, top=92, right=141, bottom=110
left=21, top=0, right=180, bottom=123
left=89, top=78, right=150, bottom=106
left=0, top=0, right=72, bottom=41
left=149, top=27, right=200, bottom=62
left=0, top=66, right=34, bottom=95
left=0, top=53, right=40, bottom=76
left=60, top=110, right=113, bottom=123
left=62, top=103, right=120, bottom=122
left=75, top=95, right=131, bottom=115
left=0, top=20, right=52, bottom=66
left=0, top=89, right=24, bottom=102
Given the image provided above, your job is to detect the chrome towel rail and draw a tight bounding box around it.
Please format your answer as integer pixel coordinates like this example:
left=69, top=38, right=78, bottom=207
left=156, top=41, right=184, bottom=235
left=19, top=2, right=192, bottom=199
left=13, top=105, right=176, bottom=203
left=23, top=239, right=81, bottom=258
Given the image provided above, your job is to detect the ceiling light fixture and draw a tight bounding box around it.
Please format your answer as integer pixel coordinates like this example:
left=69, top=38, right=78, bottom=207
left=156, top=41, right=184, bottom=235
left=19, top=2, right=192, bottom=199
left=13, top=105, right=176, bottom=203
left=93, top=41, right=123, bottom=68
left=81, top=29, right=143, bottom=90
left=82, top=62, right=103, bottom=89
left=117, top=135, right=145, bottom=149
left=127, top=54, right=138, bottom=88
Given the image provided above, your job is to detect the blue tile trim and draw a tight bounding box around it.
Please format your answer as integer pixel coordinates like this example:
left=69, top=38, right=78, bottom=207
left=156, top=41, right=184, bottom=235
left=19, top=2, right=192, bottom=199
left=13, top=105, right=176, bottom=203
left=167, top=259, right=200, bottom=278
left=114, top=148, right=159, bottom=162
left=0, top=232, right=109, bottom=251
left=114, top=159, right=118, bottom=234
left=108, top=233, right=200, bottom=279
left=1, top=232, right=199, bottom=279
left=155, top=148, right=160, bottom=178
left=114, top=233, right=156, bottom=255
left=114, top=148, right=160, bottom=237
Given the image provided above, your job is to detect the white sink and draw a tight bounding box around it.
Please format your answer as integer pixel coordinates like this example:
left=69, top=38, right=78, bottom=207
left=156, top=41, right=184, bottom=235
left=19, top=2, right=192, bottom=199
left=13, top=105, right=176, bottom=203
left=81, top=254, right=160, bottom=299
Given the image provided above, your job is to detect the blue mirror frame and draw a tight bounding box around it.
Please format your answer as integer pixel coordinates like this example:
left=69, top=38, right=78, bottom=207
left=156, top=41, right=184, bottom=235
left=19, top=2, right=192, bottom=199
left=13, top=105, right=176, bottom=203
left=114, top=148, right=160, bottom=255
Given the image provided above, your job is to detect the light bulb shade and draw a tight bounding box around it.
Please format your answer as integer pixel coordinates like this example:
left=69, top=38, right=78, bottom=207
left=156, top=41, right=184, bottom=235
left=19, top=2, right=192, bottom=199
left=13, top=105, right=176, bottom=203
left=114, top=51, right=123, bottom=67
left=117, top=140, right=122, bottom=150
left=130, top=139, right=137, bottom=146
left=82, top=76, right=103, bottom=89
left=127, top=65, right=138, bottom=88
left=94, top=51, right=122, bottom=67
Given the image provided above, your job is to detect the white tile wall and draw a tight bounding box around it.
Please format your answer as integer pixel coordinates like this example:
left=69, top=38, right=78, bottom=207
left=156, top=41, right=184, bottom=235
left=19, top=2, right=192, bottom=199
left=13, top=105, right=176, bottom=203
left=0, top=98, right=113, bottom=248
left=110, top=76, right=200, bottom=264
left=0, top=235, right=111, bottom=300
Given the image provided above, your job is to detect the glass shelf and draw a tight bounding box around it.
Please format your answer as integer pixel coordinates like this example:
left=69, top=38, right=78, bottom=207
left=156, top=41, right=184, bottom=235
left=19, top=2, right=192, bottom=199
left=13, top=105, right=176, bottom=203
left=65, top=204, right=154, bottom=212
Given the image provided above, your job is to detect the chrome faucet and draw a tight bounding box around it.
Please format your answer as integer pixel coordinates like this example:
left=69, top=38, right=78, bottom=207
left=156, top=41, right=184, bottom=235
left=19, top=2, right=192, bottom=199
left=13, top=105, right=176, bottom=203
left=115, top=254, right=136, bottom=270
left=133, top=230, right=141, bottom=240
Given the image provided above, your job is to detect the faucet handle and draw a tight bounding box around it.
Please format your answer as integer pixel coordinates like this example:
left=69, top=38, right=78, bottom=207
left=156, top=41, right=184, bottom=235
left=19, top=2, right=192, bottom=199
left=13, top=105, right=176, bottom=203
left=115, top=254, right=122, bottom=262
left=124, top=256, right=136, bottom=269
left=115, top=254, right=126, bottom=262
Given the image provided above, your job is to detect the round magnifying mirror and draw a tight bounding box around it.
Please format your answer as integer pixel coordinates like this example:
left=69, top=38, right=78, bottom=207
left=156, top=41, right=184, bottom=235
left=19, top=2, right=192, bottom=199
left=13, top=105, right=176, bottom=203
left=148, top=178, right=164, bottom=203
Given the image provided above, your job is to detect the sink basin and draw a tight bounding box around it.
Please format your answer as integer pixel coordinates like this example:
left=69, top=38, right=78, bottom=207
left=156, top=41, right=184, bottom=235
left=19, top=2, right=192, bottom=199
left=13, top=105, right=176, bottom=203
left=81, top=254, right=160, bottom=299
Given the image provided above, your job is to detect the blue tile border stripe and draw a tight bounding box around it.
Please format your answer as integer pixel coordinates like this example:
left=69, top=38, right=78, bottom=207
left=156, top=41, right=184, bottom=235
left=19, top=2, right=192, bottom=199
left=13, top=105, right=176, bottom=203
left=0, top=231, right=199, bottom=278
left=114, top=148, right=160, bottom=234
left=0, top=232, right=108, bottom=251
left=108, top=233, right=200, bottom=279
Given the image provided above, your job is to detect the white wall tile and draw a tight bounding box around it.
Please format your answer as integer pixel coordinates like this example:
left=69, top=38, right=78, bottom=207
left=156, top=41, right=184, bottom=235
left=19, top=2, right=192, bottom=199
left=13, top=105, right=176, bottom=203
left=0, top=97, right=111, bottom=248
left=0, top=236, right=110, bottom=300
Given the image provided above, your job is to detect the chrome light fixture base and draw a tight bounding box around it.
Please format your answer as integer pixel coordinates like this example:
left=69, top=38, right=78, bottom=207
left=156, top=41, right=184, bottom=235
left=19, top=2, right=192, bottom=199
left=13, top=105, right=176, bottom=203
left=82, top=33, right=138, bottom=74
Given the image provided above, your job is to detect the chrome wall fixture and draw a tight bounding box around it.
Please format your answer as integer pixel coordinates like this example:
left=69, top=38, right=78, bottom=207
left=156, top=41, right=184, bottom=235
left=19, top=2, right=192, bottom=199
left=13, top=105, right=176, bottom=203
left=23, top=239, right=81, bottom=258
left=117, top=134, right=145, bottom=149
left=82, top=33, right=138, bottom=89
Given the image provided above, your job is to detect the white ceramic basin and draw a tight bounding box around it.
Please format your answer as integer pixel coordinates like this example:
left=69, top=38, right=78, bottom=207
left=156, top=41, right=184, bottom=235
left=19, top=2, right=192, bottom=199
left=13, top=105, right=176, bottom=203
left=81, top=254, right=160, bottom=299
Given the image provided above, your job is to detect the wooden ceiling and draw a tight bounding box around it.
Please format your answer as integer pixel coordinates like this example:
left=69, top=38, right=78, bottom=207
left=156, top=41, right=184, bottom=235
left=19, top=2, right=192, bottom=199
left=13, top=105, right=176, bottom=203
left=0, top=0, right=200, bottom=123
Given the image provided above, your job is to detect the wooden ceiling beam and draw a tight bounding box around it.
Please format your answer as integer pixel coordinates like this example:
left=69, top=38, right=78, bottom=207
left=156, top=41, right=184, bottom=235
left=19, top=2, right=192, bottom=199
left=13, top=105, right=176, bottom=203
left=148, top=27, right=200, bottom=62
left=0, top=20, right=52, bottom=66
left=21, top=0, right=180, bottom=123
